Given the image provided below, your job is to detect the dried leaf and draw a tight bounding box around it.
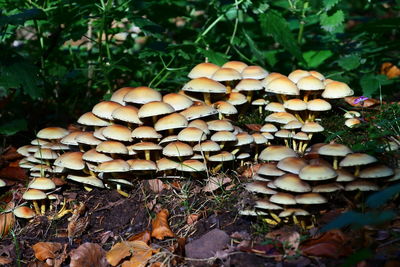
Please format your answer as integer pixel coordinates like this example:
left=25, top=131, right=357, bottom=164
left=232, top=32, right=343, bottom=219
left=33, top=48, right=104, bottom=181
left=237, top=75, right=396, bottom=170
left=203, top=176, right=231, bottom=192
left=70, top=243, right=108, bottom=267
left=0, top=166, right=27, bottom=181
left=266, top=229, right=300, bottom=256
left=245, top=124, right=262, bottom=131
left=32, top=242, right=62, bottom=261
left=381, top=62, right=400, bottom=79
left=187, top=214, right=200, bottom=225
left=0, top=202, right=14, bottom=239
left=344, top=96, right=378, bottom=108
left=151, top=209, right=174, bottom=240
left=127, top=230, right=151, bottom=243
left=0, top=256, right=12, bottom=265
left=148, top=179, right=164, bottom=193
left=107, top=241, right=155, bottom=267
left=241, top=163, right=261, bottom=179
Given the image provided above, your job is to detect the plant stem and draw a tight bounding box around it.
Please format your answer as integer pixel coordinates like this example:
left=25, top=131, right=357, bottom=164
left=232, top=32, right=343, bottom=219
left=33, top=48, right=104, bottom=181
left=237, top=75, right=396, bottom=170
left=297, top=2, right=308, bottom=44
left=11, top=231, right=21, bottom=267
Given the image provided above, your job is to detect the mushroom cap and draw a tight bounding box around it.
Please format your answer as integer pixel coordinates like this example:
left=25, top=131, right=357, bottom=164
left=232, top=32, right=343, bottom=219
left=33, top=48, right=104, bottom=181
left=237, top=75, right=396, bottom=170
left=254, top=199, right=283, bottom=210
left=207, top=120, right=234, bottom=132
left=157, top=158, right=179, bottom=171
left=345, top=118, right=361, bottom=128
left=37, top=127, right=69, bottom=140
left=180, top=105, right=218, bottom=120
left=138, top=101, right=175, bottom=118
left=301, top=122, right=324, bottom=133
left=299, top=164, right=337, bottom=181
left=33, top=148, right=58, bottom=160
left=260, top=123, right=278, bottom=133
left=318, top=143, right=352, bottom=157
left=96, top=141, right=128, bottom=154
left=359, top=164, right=394, bottom=178
left=274, top=174, right=311, bottom=192
left=75, top=132, right=102, bottom=146
left=208, top=151, right=235, bottom=162
left=132, top=126, right=162, bottom=139
left=241, top=66, right=268, bottom=79
left=23, top=189, right=47, bottom=200
left=30, top=164, right=52, bottom=173
left=154, top=113, right=188, bottom=132
left=226, top=92, right=247, bottom=106
left=235, top=79, right=263, bottom=91
left=297, top=75, right=325, bottom=91
left=92, top=101, right=122, bottom=120
left=93, top=127, right=107, bottom=141
left=222, top=61, right=248, bottom=72
left=283, top=99, right=307, bottom=111
left=177, top=159, right=206, bottom=172
left=265, top=77, right=299, bottom=95
left=211, top=131, right=237, bottom=142
left=212, top=67, right=242, bottom=81
left=78, top=112, right=111, bottom=127
left=54, top=152, right=85, bottom=170
left=265, top=102, right=285, bottom=112
left=28, top=177, right=56, bottom=191
left=293, top=132, right=309, bottom=141
left=163, top=141, right=193, bottom=157
left=245, top=181, right=277, bottom=194
left=239, top=209, right=268, bottom=216
left=345, top=180, right=379, bottom=191
left=282, top=120, right=303, bottom=130
left=279, top=208, right=310, bottom=217
left=188, top=62, right=220, bottom=79
left=182, top=77, right=227, bottom=94
left=13, top=206, right=36, bottom=219
left=313, top=183, right=344, bottom=193
left=259, top=146, right=297, bottom=161
left=214, top=101, right=238, bottom=115
left=339, top=153, right=377, bottom=167
left=188, top=119, right=210, bottom=134
left=269, top=192, right=296, bottom=205
left=277, top=157, right=308, bottom=174
left=61, top=131, right=83, bottom=146
left=257, top=163, right=286, bottom=177
left=127, top=159, right=157, bottom=171
left=159, top=135, right=178, bottom=145
left=344, top=111, right=361, bottom=119
left=67, top=175, right=105, bottom=188
left=237, top=152, right=251, bottom=160
left=83, top=149, right=113, bottom=163
left=163, top=93, right=193, bottom=111
left=288, top=69, right=310, bottom=83
left=111, top=105, right=142, bottom=124
left=335, top=169, right=356, bottom=182
left=322, top=81, right=354, bottom=99
left=252, top=133, right=268, bottom=144
left=110, top=87, right=135, bottom=105
left=17, top=145, right=33, bottom=157
left=275, top=129, right=294, bottom=139
left=178, top=127, right=207, bottom=142
left=123, top=86, right=162, bottom=104
left=30, top=139, right=49, bottom=146
left=131, top=142, right=162, bottom=151
left=307, top=99, right=332, bottom=111
left=193, top=140, right=221, bottom=152
left=309, top=70, right=325, bottom=80
left=261, top=72, right=286, bottom=87
left=265, top=112, right=298, bottom=124
left=97, top=159, right=130, bottom=173
left=102, top=125, right=132, bottom=142
left=235, top=132, right=254, bottom=146
left=252, top=98, right=268, bottom=106
left=295, top=193, right=327, bottom=204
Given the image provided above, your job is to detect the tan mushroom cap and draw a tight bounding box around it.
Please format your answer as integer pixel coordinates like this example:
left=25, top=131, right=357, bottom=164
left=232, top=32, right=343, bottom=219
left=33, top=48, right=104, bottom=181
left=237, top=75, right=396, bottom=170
left=54, top=152, right=85, bottom=170
left=279, top=208, right=310, bottom=217
left=274, top=174, right=311, bottom=192
left=345, top=118, right=361, bottom=128
left=212, top=67, right=242, bottom=81
left=214, top=101, right=238, bottom=115
left=237, top=152, right=250, bottom=160
left=297, top=75, right=325, bottom=91
left=322, top=81, right=354, bottom=99
left=211, top=131, right=237, bottom=142
left=251, top=133, right=268, bottom=144
left=188, top=62, right=220, bottom=79
left=138, top=101, right=175, bottom=119
left=182, top=77, right=227, bottom=94
left=128, top=159, right=157, bottom=171
left=207, top=120, right=234, bottom=131
left=26, top=155, right=42, bottom=164
left=265, top=112, right=298, bottom=124
left=295, top=193, right=327, bottom=204
left=154, top=113, right=188, bottom=132
left=60, top=131, right=83, bottom=146
left=345, top=180, right=379, bottom=191
left=75, top=132, right=102, bottom=146
left=131, top=142, right=162, bottom=151
left=335, top=169, right=356, bottom=182
left=30, top=139, right=49, bottom=146
left=17, top=145, right=33, bottom=157
left=93, top=127, right=107, bottom=140
left=188, top=119, right=210, bottom=134
left=110, top=87, right=135, bottom=105
left=157, top=157, right=179, bottom=171
left=359, top=164, right=394, bottom=178
left=208, top=151, right=235, bottom=162
left=254, top=199, right=283, bottom=210
left=307, top=99, right=332, bottom=111
left=265, top=102, right=285, bottom=112
left=222, top=61, right=248, bottom=72
left=159, top=135, right=178, bottom=145
left=28, top=177, right=56, bottom=190
left=235, top=132, right=254, bottom=146
left=265, top=77, right=299, bottom=95
left=96, top=141, right=128, bottom=154
left=259, top=146, right=297, bottom=161
left=301, top=122, right=324, bottom=133
left=163, top=141, right=193, bottom=157
left=30, top=164, right=53, bottom=173
left=241, top=66, right=268, bottom=79
left=132, top=126, right=162, bottom=139
left=163, top=93, right=193, bottom=111
left=83, top=148, right=113, bottom=163
left=67, top=175, right=105, bottom=188
left=299, top=164, right=337, bottom=181
left=275, top=129, right=294, bottom=139
left=180, top=105, right=218, bottom=120
left=282, top=120, right=303, bottom=130
left=226, top=92, right=247, bottom=105
left=284, top=99, right=307, bottom=111
left=37, top=127, right=69, bottom=140
left=252, top=99, right=268, bottom=106
left=13, top=206, right=36, bottom=219
left=245, top=181, right=277, bottom=194
left=97, top=159, right=130, bottom=172
left=111, top=105, right=142, bottom=124
left=344, top=111, right=361, bottom=119
left=277, top=157, right=308, bottom=174
left=309, top=70, right=325, bottom=80
left=313, top=183, right=344, bottom=193
left=270, top=192, right=296, bottom=205
left=318, top=143, right=352, bottom=157
left=177, top=159, right=206, bottom=172
left=178, top=127, right=207, bottom=142
left=235, top=79, right=263, bottom=91
left=123, top=86, right=162, bottom=104
left=288, top=69, right=310, bottom=83
left=339, top=153, right=377, bottom=167
left=77, top=112, right=111, bottom=127
left=257, top=163, right=286, bottom=177
left=33, top=148, right=58, bottom=160
left=23, top=189, right=47, bottom=200
left=92, top=101, right=122, bottom=120
left=239, top=209, right=268, bottom=216
left=261, top=72, right=286, bottom=87
left=102, top=125, right=132, bottom=142
left=260, top=123, right=278, bottom=133
left=193, top=140, right=221, bottom=152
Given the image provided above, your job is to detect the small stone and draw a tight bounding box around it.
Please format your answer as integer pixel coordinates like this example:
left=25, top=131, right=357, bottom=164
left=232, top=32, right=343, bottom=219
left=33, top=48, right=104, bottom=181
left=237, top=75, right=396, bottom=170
left=185, top=229, right=230, bottom=259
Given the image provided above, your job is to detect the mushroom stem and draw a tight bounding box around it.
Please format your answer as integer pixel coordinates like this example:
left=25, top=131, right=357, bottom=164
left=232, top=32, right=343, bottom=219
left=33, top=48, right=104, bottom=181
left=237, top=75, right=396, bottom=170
left=258, top=106, right=263, bottom=115
left=246, top=91, right=253, bottom=103
left=231, top=148, right=240, bottom=155
left=145, top=150, right=151, bottom=161
left=293, top=140, right=297, bottom=151
left=211, top=163, right=223, bottom=174
left=203, top=92, right=211, bottom=105
left=333, top=156, right=338, bottom=170
left=303, top=92, right=310, bottom=102
left=41, top=201, right=46, bottom=215
left=284, top=139, right=289, bottom=147
left=116, top=184, right=129, bottom=198
left=354, top=166, right=360, bottom=177
left=33, top=201, right=40, bottom=214
left=84, top=186, right=93, bottom=192
left=270, top=212, right=281, bottom=223
left=295, top=113, right=304, bottom=123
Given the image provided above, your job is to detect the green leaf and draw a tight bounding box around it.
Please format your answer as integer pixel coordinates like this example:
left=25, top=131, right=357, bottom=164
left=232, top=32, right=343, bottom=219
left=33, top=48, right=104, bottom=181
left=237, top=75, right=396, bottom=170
left=323, top=0, right=341, bottom=11
left=320, top=10, right=344, bottom=32
left=338, top=55, right=361, bottom=71
left=197, top=48, right=229, bottom=66
left=0, top=119, right=27, bottom=136
left=259, top=10, right=304, bottom=63
left=366, top=183, right=400, bottom=208
left=360, top=74, right=388, bottom=97
left=303, top=50, right=333, bottom=68
left=0, top=9, right=46, bottom=27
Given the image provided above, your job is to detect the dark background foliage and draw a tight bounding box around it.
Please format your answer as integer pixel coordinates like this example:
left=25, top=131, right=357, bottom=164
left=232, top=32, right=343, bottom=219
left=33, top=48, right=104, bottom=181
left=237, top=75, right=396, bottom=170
left=0, top=0, right=399, bottom=145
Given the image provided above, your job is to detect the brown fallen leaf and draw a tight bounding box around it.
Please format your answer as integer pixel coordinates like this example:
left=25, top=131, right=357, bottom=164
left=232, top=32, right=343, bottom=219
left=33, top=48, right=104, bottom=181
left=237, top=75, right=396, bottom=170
left=381, top=62, right=400, bottom=79
left=151, top=209, right=175, bottom=240
left=70, top=243, right=108, bottom=267
left=32, top=242, right=63, bottom=261
left=0, top=256, right=12, bottom=265
left=344, top=96, right=378, bottom=108
left=187, top=214, right=200, bottom=225
left=0, top=166, right=27, bottom=181
left=203, top=176, right=231, bottom=192
left=107, top=241, right=156, bottom=267
left=0, top=202, right=15, bottom=239
left=245, top=124, right=262, bottom=131
left=127, top=230, right=151, bottom=243
left=266, top=228, right=300, bottom=256
left=241, top=163, right=261, bottom=179
left=300, top=230, right=353, bottom=258
left=148, top=179, right=165, bottom=193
